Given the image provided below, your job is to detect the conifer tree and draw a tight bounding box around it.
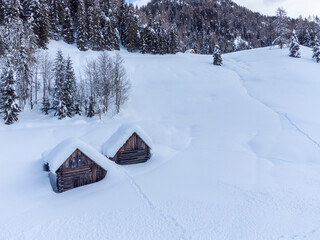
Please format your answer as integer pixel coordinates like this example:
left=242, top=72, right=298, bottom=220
left=158, top=27, right=168, bottom=55
left=22, top=0, right=49, bottom=48
left=53, top=50, right=68, bottom=119
left=87, top=0, right=105, bottom=51
left=0, top=53, right=21, bottom=125
left=49, top=0, right=60, bottom=40
left=87, top=96, right=95, bottom=117
left=213, top=44, right=223, bottom=66
left=62, top=7, right=74, bottom=44
left=76, top=0, right=88, bottom=51
left=74, top=100, right=82, bottom=115
left=289, top=31, right=301, bottom=58
left=312, top=37, right=320, bottom=63
left=41, top=96, right=50, bottom=114
left=16, top=23, right=37, bottom=108
left=303, top=29, right=312, bottom=47
left=169, top=27, right=179, bottom=54
left=139, top=26, right=148, bottom=54
left=124, top=4, right=138, bottom=52
left=64, top=57, right=76, bottom=117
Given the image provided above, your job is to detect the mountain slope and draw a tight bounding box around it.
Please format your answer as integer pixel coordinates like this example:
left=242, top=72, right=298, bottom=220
left=1, top=43, right=320, bottom=239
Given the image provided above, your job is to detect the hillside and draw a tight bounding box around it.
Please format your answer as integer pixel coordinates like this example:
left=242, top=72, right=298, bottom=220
left=1, top=43, right=320, bottom=239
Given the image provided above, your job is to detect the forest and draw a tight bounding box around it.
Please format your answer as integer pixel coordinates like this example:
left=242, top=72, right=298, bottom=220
left=0, top=0, right=319, bottom=124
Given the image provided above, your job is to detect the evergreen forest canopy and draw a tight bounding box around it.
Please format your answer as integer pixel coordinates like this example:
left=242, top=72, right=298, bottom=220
left=0, top=0, right=319, bottom=55
left=0, top=0, right=319, bottom=124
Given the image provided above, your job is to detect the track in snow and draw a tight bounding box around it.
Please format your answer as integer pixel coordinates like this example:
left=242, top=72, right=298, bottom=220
left=229, top=62, right=320, bottom=155
left=121, top=166, right=190, bottom=240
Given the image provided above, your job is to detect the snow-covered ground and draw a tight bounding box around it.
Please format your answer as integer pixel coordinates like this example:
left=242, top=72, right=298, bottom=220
left=1, top=42, right=320, bottom=239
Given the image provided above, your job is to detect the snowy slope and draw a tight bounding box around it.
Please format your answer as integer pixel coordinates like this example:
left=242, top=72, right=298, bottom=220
left=1, top=42, right=320, bottom=239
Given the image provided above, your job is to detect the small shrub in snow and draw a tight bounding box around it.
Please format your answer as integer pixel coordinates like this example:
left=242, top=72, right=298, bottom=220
left=289, top=31, right=301, bottom=58
left=213, top=44, right=223, bottom=66
left=41, top=96, right=50, bottom=115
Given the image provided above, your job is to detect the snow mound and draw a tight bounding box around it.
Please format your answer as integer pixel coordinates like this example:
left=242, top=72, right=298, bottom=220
left=101, top=124, right=152, bottom=158
left=43, top=138, right=116, bottom=173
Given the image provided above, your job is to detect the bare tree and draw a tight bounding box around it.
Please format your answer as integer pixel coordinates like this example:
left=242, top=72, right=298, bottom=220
left=97, top=51, right=113, bottom=113
left=272, top=7, right=291, bottom=49
left=113, top=53, right=130, bottom=114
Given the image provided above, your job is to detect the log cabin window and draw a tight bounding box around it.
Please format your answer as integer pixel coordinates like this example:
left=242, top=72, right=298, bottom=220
left=78, top=153, right=88, bottom=167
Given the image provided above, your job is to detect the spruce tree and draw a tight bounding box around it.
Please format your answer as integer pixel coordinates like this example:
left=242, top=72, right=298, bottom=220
left=87, top=96, right=95, bottom=117
left=312, top=37, right=320, bottom=63
left=64, top=57, right=76, bottom=117
left=303, top=29, right=312, bottom=47
left=41, top=96, right=50, bottom=114
left=22, top=0, right=49, bottom=48
left=53, top=50, right=68, bottom=119
left=158, top=27, right=168, bottom=55
left=100, top=9, right=115, bottom=51
left=289, top=31, right=301, bottom=58
left=0, top=54, right=21, bottom=125
left=213, top=44, right=223, bottom=66
left=62, top=7, right=74, bottom=44
left=87, top=0, right=105, bottom=51
left=49, top=0, right=60, bottom=40
left=169, top=27, right=179, bottom=54
left=124, top=4, right=138, bottom=52
left=139, top=26, right=148, bottom=54
left=74, top=101, right=82, bottom=115
left=76, top=0, right=88, bottom=51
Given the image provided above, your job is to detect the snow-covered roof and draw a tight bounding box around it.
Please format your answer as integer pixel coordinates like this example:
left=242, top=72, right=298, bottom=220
left=185, top=49, right=195, bottom=54
left=43, top=138, right=112, bottom=173
left=101, top=124, right=152, bottom=158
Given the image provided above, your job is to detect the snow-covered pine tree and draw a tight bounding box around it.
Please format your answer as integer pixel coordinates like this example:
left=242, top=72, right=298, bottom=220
left=158, top=26, right=168, bottom=55
left=76, top=0, right=88, bottom=51
left=109, top=5, right=120, bottom=50
left=87, top=0, right=105, bottom=51
left=62, top=6, right=74, bottom=44
left=303, top=29, right=312, bottom=47
left=150, top=22, right=159, bottom=54
left=169, top=26, right=179, bottom=54
left=139, top=25, right=148, bottom=54
left=100, top=11, right=113, bottom=51
left=123, top=4, right=138, bottom=52
left=22, top=0, right=50, bottom=48
left=48, top=0, right=60, bottom=40
left=64, top=56, right=76, bottom=117
left=0, top=53, right=21, bottom=125
left=289, top=31, right=301, bottom=58
left=87, top=96, right=95, bottom=117
left=16, top=22, right=37, bottom=108
left=41, top=96, right=50, bottom=114
left=312, top=37, right=320, bottom=63
left=213, top=44, right=223, bottom=66
left=53, top=50, right=68, bottom=119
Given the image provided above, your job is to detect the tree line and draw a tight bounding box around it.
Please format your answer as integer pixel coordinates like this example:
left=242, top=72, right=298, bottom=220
left=1, top=0, right=320, bottom=56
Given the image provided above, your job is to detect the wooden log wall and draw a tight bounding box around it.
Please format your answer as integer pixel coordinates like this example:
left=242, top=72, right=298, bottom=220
left=56, top=149, right=107, bottom=193
left=112, top=133, right=151, bottom=165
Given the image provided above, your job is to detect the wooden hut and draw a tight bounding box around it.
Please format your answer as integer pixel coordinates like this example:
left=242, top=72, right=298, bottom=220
left=184, top=49, right=196, bottom=54
left=43, top=138, right=108, bottom=193
left=102, top=125, right=152, bottom=165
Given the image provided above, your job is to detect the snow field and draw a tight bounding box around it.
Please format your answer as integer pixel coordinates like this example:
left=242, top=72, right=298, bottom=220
left=1, top=42, right=320, bottom=239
